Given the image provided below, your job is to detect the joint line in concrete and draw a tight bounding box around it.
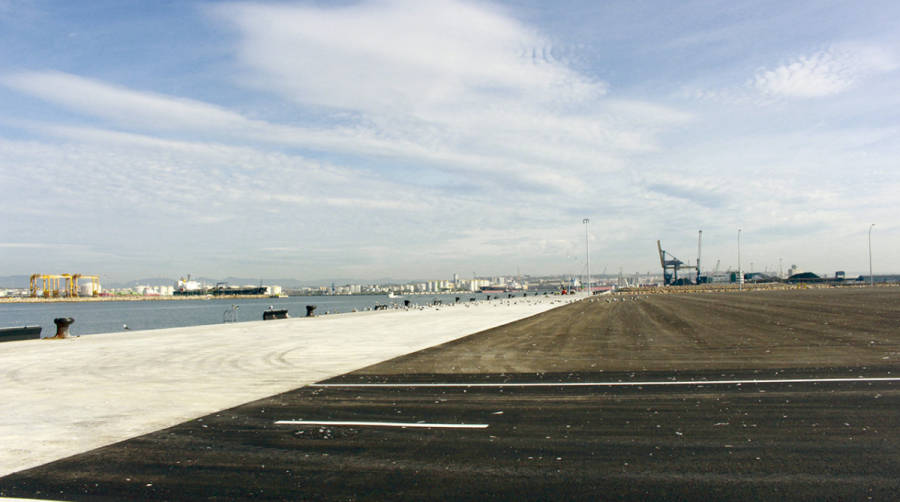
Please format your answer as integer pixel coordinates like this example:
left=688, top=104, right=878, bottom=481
left=311, top=376, right=900, bottom=389
left=274, top=420, right=489, bottom=429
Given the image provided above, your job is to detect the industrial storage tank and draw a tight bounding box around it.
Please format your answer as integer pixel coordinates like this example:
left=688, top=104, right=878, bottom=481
left=79, top=282, right=101, bottom=296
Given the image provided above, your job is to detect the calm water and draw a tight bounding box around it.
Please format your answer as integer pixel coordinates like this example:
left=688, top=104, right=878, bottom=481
left=0, top=292, right=526, bottom=336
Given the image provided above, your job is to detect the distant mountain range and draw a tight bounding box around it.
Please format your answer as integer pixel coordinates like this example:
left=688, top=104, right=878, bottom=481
left=0, top=275, right=30, bottom=289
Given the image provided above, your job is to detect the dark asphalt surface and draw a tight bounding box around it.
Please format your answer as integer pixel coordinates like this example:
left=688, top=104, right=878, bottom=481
left=1, top=288, right=899, bottom=501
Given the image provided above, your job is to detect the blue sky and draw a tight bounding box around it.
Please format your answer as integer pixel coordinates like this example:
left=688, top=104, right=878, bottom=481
left=1, top=0, right=898, bottom=282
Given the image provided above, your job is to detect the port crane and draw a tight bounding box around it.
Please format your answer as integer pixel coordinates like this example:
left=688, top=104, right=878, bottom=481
left=30, top=273, right=100, bottom=297
left=30, top=274, right=66, bottom=297
left=657, top=231, right=702, bottom=285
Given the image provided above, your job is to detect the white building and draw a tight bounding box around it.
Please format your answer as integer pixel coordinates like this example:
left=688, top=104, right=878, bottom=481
left=79, top=282, right=102, bottom=296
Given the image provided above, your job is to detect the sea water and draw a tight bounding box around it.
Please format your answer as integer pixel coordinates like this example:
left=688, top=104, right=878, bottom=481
left=0, top=292, right=522, bottom=336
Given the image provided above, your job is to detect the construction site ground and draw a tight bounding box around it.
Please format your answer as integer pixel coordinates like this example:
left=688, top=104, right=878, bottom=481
left=1, top=286, right=898, bottom=501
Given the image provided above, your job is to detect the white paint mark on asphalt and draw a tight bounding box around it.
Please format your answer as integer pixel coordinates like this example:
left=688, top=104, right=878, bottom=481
left=274, top=420, right=489, bottom=429
left=311, top=376, right=900, bottom=388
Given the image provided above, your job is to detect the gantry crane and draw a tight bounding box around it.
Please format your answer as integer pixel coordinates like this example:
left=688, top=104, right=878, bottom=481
left=30, top=274, right=66, bottom=297
left=30, top=273, right=100, bottom=297
left=69, top=274, right=100, bottom=297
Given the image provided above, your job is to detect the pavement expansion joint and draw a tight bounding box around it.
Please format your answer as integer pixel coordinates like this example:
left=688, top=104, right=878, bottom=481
left=274, top=420, right=489, bottom=429
left=311, top=376, right=900, bottom=388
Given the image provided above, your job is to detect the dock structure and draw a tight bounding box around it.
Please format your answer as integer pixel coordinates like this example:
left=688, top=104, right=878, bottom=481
left=0, top=295, right=574, bottom=477
left=1, top=287, right=899, bottom=500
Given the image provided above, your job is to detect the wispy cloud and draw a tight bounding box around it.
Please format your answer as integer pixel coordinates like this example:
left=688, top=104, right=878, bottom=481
left=0, top=242, right=57, bottom=249
left=752, top=44, right=897, bottom=98
left=213, top=0, right=605, bottom=113
left=206, top=0, right=687, bottom=190
left=2, top=1, right=898, bottom=279
left=2, top=67, right=680, bottom=195
left=2, top=71, right=248, bottom=131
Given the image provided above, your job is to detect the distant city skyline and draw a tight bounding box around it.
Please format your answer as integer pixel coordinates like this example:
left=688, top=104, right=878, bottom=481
left=1, top=0, right=898, bottom=283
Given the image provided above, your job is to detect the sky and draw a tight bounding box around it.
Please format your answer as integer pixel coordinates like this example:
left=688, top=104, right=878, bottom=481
left=1, top=0, right=898, bottom=283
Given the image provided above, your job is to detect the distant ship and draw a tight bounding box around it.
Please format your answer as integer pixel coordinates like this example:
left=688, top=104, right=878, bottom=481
left=174, top=285, right=268, bottom=296
left=174, top=276, right=267, bottom=296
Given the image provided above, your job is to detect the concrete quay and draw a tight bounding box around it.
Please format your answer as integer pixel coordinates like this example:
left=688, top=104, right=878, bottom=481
left=0, top=294, right=578, bottom=477
left=2, top=287, right=897, bottom=501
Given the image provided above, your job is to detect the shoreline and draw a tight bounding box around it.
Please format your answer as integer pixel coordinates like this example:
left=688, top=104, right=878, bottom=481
left=0, top=290, right=561, bottom=304
left=0, top=294, right=280, bottom=304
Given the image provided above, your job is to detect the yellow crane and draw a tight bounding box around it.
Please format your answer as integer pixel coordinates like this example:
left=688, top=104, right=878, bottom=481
left=30, top=274, right=66, bottom=297
left=70, top=274, right=101, bottom=297
left=30, top=273, right=101, bottom=297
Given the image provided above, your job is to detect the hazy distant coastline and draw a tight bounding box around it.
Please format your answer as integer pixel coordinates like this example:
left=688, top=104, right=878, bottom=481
left=0, top=295, right=274, bottom=304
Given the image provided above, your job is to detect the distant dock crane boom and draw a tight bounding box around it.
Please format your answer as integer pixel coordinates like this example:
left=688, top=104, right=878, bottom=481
left=657, top=235, right=700, bottom=286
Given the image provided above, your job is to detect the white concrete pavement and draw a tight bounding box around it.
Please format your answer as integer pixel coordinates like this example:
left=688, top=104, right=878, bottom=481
left=0, top=295, right=579, bottom=476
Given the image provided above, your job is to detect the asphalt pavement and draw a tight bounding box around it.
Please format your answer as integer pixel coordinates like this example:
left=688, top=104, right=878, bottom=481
left=1, top=288, right=898, bottom=501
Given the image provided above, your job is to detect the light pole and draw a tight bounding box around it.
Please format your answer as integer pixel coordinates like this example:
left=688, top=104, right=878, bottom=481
left=738, top=228, right=743, bottom=291
left=583, top=218, right=591, bottom=295
left=869, top=223, right=875, bottom=287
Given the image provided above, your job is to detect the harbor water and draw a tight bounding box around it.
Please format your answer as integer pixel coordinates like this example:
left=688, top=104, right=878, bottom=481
left=0, top=293, right=530, bottom=337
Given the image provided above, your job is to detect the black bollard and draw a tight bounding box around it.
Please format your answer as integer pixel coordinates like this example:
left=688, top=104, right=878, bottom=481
left=52, top=317, right=75, bottom=338
left=306, top=305, right=317, bottom=317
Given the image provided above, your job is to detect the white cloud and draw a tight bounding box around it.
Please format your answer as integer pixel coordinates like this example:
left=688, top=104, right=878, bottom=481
left=8, top=1, right=897, bottom=279
left=752, top=45, right=897, bottom=98
left=206, top=0, right=687, bottom=191
left=0, top=243, right=56, bottom=248
left=2, top=71, right=248, bottom=131
left=2, top=0, right=692, bottom=201
left=2, top=69, right=665, bottom=194
left=214, top=0, right=605, bottom=113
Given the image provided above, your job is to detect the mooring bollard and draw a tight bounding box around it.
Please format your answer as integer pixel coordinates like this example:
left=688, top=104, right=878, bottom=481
left=52, top=317, right=74, bottom=338
left=306, top=305, right=317, bottom=317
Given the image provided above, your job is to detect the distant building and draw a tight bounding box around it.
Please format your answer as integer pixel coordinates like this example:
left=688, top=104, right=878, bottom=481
left=786, top=272, right=823, bottom=283
left=79, top=282, right=102, bottom=296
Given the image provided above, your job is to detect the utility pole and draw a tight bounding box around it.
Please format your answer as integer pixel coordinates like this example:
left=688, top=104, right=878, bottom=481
left=869, top=223, right=875, bottom=287
left=697, top=230, right=702, bottom=284
left=738, top=228, right=743, bottom=292
left=583, top=218, right=591, bottom=295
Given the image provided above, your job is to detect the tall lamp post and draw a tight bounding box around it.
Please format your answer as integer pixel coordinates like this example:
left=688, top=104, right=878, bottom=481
left=583, top=218, right=591, bottom=295
left=738, top=228, right=743, bottom=292
left=869, top=223, right=875, bottom=287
